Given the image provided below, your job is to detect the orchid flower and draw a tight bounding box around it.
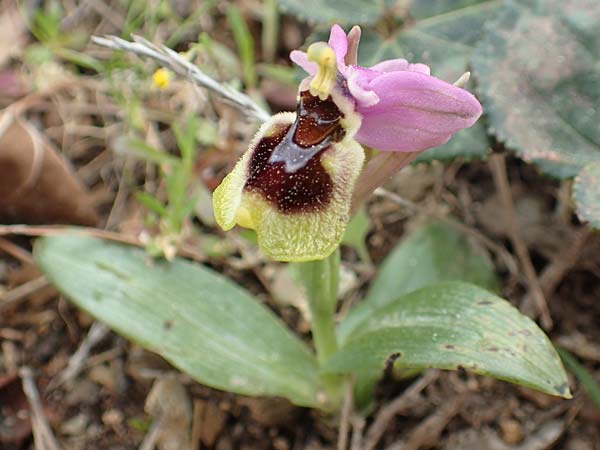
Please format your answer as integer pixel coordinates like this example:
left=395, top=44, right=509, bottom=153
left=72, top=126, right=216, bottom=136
left=213, top=25, right=482, bottom=262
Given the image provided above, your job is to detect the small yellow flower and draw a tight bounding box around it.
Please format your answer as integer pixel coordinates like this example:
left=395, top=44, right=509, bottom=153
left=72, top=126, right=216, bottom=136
left=152, top=68, right=173, bottom=90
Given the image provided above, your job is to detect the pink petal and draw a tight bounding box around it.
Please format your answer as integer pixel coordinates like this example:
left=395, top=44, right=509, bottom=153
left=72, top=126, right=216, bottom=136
left=290, top=50, right=317, bottom=75
left=355, top=71, right=482, bottom=152
left=370, top=59, right=430, bottom=75
left=407, top=63, right=430, bottom=75
left=328, top=24, right=348, bottom=71
left=346, top=66, right=380, bottom=107
left=370, top=59, right=409, bottom=72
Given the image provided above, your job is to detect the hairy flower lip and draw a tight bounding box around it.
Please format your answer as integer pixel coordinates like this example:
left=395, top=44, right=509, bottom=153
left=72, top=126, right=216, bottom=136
left=291, top=24, right=483, bottom=154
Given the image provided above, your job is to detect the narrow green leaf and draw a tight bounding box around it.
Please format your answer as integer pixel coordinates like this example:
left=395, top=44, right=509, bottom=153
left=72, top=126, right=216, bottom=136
left=471, top=0, right=600, bottom=178
left=35, top=235, right=320, bottom=407
left=557, top=348, right=600, bottom=410
left=325, top=282, right=571, bottom=398
left=135, top=191, right=167, bottom=216
left=357, top=0, right=500, bottom=162
left=115, top=137, right=179, bottom=166
left=573, top=162, right=600, bottom=229
left=339, top=221, right=498, bottom=343
left=227, top=6, right=257, bottom=89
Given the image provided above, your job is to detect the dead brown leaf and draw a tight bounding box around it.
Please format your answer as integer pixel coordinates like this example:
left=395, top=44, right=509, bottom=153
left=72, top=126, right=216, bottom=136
left=0, top=114, right=98, bottom=226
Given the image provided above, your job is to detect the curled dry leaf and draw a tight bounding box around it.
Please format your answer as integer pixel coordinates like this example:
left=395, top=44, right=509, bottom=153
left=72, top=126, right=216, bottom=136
left=0, top=114, right=98, bottom=226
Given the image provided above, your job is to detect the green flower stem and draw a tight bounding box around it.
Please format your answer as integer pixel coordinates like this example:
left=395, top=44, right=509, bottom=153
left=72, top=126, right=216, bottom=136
left=301, top=249, right=343, bottom=407
left=304, top=249, right=340, bottom=364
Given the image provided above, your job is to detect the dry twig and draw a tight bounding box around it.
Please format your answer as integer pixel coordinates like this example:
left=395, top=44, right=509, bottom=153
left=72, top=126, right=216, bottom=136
left=489, top=154, right=552, bottom=329
left=0, top=236, right=34, bottom=264
left=20, top=367, right=63, bottom=450
left=538, top=227, right=592, bottom=298
left=373, top=188, right=518, bottom=275
left=350, top=416, right=366, bottom=450
left=91, top=34, right=271, bottom=122
left=50, top=322, right=110, bottom=389
left=0, top=224, right=207, bottom=263
left=386, top=393, right=468, bottom=450
left=0, top=276, right=50, bottom=313
left=338, top=381, right=354, bottom=450
left=363, top=370, right=439, bottom=450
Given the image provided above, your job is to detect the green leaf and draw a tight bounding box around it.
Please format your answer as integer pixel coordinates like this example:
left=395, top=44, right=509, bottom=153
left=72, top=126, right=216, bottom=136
left=135, top=191, right=167, bottom=216
left=358, top=0, right=500, bottom=162
left=342, top=208, right=371, bottom=262
left=557, top=348, right=600, bottom=410
left=471, top=0, right=600, bottom=178
left=325, top=282, right=571, bottom=398
left=573, top=162, right=600, bottom=229
left=277, top=0, right=393, bottom=25
left=35, top=235, right=320, bottom=407
left=339, top=221, right=498, bottom=343
left=115, top=137, right=179, bottom=166
left=227, top=5, right=257, bottom=88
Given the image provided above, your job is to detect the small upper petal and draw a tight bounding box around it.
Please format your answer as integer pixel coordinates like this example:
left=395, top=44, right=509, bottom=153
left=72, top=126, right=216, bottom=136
left=328, top=24, right=348, bottom=71
left=290, top=50, right=318, bottom=75
left=355, top=71, right=482, bottom=152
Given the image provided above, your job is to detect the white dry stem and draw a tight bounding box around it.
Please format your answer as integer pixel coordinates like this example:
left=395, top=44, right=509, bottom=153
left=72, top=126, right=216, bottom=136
left=91, top=34, right=271, bottom=122
left=20, top=367, right=63, bottom=450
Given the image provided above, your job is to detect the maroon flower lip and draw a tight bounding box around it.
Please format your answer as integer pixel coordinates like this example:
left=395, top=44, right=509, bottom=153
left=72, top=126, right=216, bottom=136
left=246, top=90, right=346, bottom=214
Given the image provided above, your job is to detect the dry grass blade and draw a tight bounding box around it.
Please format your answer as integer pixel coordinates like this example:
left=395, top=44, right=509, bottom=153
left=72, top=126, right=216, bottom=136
left=91, top=35, right=270, bottom=122
left=0, top=276, right=50, bottom=313
left=489, top=154, right=552, bottom=329
left=337, top=381, right=354, bottom=450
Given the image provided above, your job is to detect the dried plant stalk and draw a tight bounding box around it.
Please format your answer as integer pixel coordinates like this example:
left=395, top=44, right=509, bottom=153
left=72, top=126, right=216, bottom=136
left=91, top=35, right=270, bottom=122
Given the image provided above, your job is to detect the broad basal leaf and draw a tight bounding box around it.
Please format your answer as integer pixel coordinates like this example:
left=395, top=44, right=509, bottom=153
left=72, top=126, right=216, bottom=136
left=278, top=0, right=393, bottom=25
left=35, top=235, right=320, bottom=407
left=358, top=0, right=500, bottom=162
left=573, top=162, right=600, bottom=229
left=338, top=221, right=497, bottom=343
left=325, top=282, right=571, bottom=398
left=472, top=0, right=600, bottom=178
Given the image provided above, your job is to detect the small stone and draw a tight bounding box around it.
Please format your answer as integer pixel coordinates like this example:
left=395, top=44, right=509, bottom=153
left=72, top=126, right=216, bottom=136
left=193, top=399, right=227, bottom=447
left=500, top=418, right=524, bottom=444
left=273, top=436, right=289, bottom=450
left=61, top=414, right=89, bottom=435
left=102, top=409, right=123, bottom=427
left=88, top=364, right=118, bottom=392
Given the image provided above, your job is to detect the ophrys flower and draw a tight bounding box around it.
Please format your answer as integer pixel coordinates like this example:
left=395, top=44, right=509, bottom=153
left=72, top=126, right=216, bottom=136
left=213, top=25, right=482, bottom=261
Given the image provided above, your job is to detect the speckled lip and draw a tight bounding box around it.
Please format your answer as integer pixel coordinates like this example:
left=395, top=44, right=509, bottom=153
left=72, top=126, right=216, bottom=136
left=245, top=90, right=345, bottom=214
